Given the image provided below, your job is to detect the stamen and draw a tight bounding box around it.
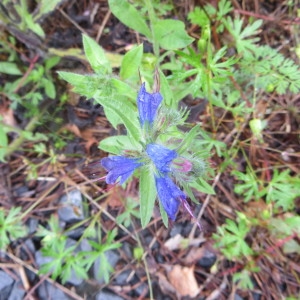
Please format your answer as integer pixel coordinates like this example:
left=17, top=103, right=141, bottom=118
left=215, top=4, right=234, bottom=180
left=181, top=198, right=204, bottom=232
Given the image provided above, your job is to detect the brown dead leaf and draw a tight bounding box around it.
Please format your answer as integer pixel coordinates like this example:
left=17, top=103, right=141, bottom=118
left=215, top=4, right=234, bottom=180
left=106, top=185, right=126, bottom=208
left=62, top=123, right=82, bottom=138
left=61, top=124, right=98, bottom=153
left=168, top=265, right=200, bottom=298
left=0, top=104, right=17, bottom=127
left=184, top=247, right=205, bottom=265
left=157, top=272, right=177, bottom=297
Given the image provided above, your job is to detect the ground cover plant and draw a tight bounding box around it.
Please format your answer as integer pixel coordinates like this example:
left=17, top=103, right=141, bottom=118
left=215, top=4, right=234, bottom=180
left=0, top=0, right=299, bottom=299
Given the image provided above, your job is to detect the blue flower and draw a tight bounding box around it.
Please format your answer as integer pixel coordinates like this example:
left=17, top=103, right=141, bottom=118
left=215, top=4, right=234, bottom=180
left=146, top=143, right=177, bottom=174
left=137, top=83, right=163, bottom=126
left=155, top=176, right=186, bottom=221
left=101, top=156, right=143, bottom=184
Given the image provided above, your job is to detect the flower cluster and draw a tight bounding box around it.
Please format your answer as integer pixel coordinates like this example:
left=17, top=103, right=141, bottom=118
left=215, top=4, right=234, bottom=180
left=101, top=82, right=207, bottom=224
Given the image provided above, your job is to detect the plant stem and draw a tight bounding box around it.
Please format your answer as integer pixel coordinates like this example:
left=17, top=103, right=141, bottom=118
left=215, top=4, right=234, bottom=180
left=5, top=101, right=49, bottom=158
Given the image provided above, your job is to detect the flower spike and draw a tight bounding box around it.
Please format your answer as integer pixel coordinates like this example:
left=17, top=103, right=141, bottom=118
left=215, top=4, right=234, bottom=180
left=155, top=175, right=186, bottom=221
left=101, top=156, right=143, bottom=185
left=137, top=83, right=163, bottom=126
left=146, top=143, right=177, bottom=174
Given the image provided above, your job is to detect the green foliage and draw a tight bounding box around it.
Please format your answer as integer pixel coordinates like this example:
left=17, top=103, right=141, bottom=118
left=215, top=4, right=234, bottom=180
left=269, top=216, right=300, bottom=254
left=153, top=19, right=194, bottom=51
left=233, top=169, right=300, bottom=211
left=120, top=44, right=143, bottom=80
left=0, top=119, right=48, bottom=162
left=0, top=0, right=62, bottom=37
left=39, top=239, right=79, bottom=281
left=213, top=212, right=254, bottom=260
left=240, top=45, right=300, bottom=94
left=109, top=0, right=152, bottom=38
left=109, top=0, right=193, bottom=52
left=37, top=216, right=121, bottom=284
left=232, top=168, right=262, bottom=202
left=84, top=229, right=122, bottom=283
left=0, top=207, right=27, bottom=250
left=0, top=44, right=60, bottom=115
left=224, top=17, right=263, bottom=55
left=116, top=198, right=140, bottom=227
left=36, top=214, right=65, bottom=247
left=233, top=269, right=258, bottom=290
left=83, top=34, right=112, bottom=74
left=139, top=166, right=157, bottom=228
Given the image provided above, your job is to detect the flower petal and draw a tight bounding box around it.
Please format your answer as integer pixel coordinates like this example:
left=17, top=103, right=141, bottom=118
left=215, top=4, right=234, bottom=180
left=146, top=143, right=177, bottom=174
left=137, top=83, right=163, bottom=126
left=101, top=156, right=142, bottom=184
left=155, top=176, right=186, bottom=220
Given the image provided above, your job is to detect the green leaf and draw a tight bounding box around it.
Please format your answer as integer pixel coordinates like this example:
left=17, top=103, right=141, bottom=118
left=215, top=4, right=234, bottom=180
left=33, top=0, right=62, bottom=21
left=177, top=124, right=201, bottom=154
left=102, top=100, right=141, bottom=143
left=192, top=178, right=215, bottom=195
left=0, top=125, right=8, bottom=162
left=109, top=0, right=151, bottom=38
left=120, top=44, right=143, bottom=80
left=153, top=19, right=194, bottom=50
left=0, top=62, right=22, bottom=75
left=159, top=200, right=169, bottom=228
left=99, top=135, right=142, bottom=154
left=45, top=56, right=61, bottom=70
left=111, top=78, right=137, bottom=101
left=57, top=72, right=102, bottom=98
left=82, top=34, right=111, bottom=74
left=24, top=13, right=45, bottom=38
left=158, top=68, right=174, bottom=107
left=139, top=166, right=156, bottom=228
left=41, top=78, right=56, bottom=99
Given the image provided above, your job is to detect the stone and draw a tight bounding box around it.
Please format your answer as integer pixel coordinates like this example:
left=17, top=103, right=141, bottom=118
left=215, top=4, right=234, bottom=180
left=37, top=281, right=71, bottom=300
left=96, top=290, right=124, bottom=300
left=0, top=271, right=14, bottom=300
left=8, top=280, right=26, bottom=300
left=58, top=189, right=84, bottom=223
left=197, top=249, right=217, bottom=268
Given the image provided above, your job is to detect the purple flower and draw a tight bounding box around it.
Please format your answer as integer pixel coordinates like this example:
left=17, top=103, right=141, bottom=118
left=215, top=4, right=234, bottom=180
left=146, top=143, right=177, bottom=174
left=137, top=83, right=163, bottom=126
left=101, top=156, right=142, bottom=184
left=155, top=176, right=186, bottom=221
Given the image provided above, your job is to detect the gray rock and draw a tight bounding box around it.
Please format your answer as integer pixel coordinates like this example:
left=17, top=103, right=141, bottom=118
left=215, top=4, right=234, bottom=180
left=0, top=271, right=14, bottom=300
left=252, top=291, right=261, bottom=300
left=93, top=250, right=119, bottom=283
left=8, top=280, right=25, bottom=300
left=96, top=290, right=125, bottom=300
left=37, top=281, right=71, bottom=300
left=114, top=269, right=131, bottom=285
left=65, top=226, right=85, bottom=239
left=135, top=282, right=148, bottom=297
left=234, top=294, right=244, bottom=300
left=170, top=224, right=182, bottom=237
left=121, top=242, right=132, bottom=259
left=197, top=249, right=217, bottom=268
left=58, top=189, right=84, bottom=223
left=20, top=239, right=35, bottom=261
left=27, top=218, right=39, bottom=234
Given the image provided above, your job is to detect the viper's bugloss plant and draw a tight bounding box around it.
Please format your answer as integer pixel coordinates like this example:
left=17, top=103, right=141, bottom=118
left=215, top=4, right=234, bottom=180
left=101, top=82, right=213, bottom=228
